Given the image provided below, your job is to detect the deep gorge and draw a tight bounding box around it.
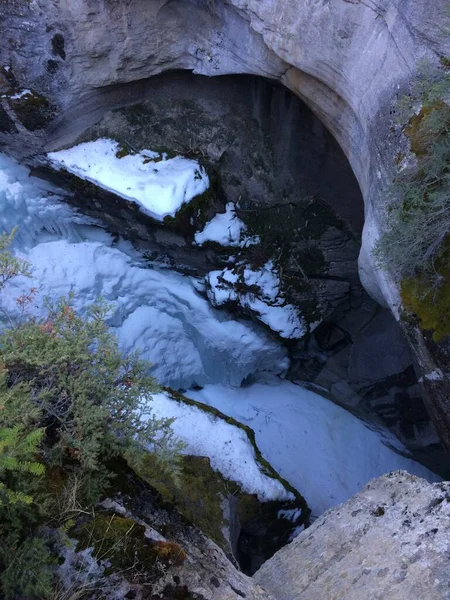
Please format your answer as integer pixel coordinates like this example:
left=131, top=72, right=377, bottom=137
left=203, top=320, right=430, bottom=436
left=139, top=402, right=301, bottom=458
left=0, top=0, right=450, bottom=598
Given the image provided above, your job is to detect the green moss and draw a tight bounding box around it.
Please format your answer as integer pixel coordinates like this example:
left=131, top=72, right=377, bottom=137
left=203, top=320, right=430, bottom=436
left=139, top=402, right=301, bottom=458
left=401, top=270, right=450, bottom=343
left=74, top=513, right=186, bottom=576
left=406, top=101, right=450, bottom=157
left=115, top=144, right=133, bottom=159
left=162, top=185, right=210, bottom=228
left=162, top=169, right=221, bottom=235
left=136, top=454, right=235, bottom=551
left=163, top=388, right=309, bottom=512
left=8, top=90, right=56, bottom=131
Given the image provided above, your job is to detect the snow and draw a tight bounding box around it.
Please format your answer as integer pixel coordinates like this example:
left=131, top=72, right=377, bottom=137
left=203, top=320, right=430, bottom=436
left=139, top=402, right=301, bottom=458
left=423, top=369, right=444, bottom=382
left=0, top=153, right=93, bottom=249
left=10, top=89, right=32, bottom=100
left=188, top=378, right=441, bottom=516
left=0, top=152, right=441, bottom=519
left=206, top=261, right=306, bottom=339
left=1, top=240, right=289, bottom=389
left=47, top=139, right=210, bottom=221
left=147, top=391, right=293, bottom=502
left=0, top=153, right=288, bottom=390
left=194, top=202, right=259, bottom=247
left=278, top=508, right=303, bottom=521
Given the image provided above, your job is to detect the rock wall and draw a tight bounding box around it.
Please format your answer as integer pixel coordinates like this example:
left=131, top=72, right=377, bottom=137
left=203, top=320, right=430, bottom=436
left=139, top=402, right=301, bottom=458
left=254, top=471, right=450, bottom=600
left=1, top=0, right=448, bottom=301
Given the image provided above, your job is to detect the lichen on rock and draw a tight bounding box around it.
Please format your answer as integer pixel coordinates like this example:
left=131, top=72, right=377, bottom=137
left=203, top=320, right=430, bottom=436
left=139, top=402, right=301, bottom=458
left=254, top=471, right=450, bottom=600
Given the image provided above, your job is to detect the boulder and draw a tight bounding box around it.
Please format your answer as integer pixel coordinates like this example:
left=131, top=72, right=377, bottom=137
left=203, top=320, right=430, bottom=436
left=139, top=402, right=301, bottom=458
left=59, top=458, right=276, bottom=600
left=254, top=471, right=450, bottom=600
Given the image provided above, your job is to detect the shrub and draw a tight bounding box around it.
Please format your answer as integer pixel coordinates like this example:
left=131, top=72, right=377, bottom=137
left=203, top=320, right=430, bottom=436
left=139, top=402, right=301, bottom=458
left=0, top=232, right=180, bottom=598
left=0, top=425, right=45, bottom=507
left=373, top=64, right=450, bottom=285
left=1, top=297, right=175, bottom=480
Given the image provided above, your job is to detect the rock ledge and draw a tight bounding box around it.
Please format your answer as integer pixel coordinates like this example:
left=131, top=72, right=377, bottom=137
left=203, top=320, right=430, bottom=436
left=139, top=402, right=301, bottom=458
left=254, top=471, right=450, bottom=600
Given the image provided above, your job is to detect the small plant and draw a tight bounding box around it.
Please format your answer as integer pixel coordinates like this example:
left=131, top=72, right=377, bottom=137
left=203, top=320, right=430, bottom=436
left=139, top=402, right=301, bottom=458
left=374, top=63, right=450, bottom=284
left=0, top=231, right=180, bottom=598
left=0, top=425, right=45, bottom=506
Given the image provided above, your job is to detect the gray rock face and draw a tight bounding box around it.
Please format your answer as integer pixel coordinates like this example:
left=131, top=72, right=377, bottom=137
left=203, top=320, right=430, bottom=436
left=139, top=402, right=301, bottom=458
left=254, top=471, right=450, bottom=600
left=62, top=460, right=275, bottom=600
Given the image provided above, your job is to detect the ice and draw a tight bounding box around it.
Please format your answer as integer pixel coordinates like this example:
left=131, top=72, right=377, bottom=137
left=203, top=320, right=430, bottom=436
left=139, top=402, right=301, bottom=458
left=194, top=202, right=259, bottom=247
left=147, top=391, right=294, bottom=501
left=9, top=89, right=32, bottom=100
left=47, top=139, right=209, bottom=221
left=0, top=153, right=94, bottom=249
left=188, top=379, right=441, bottom=516
left=0, top=154, right=288, bottom=389
left=206, top=261, right=306, bottom=339
left=1, top=239, right=289, bottom=389
left=0, top=152, right=440, bottom=518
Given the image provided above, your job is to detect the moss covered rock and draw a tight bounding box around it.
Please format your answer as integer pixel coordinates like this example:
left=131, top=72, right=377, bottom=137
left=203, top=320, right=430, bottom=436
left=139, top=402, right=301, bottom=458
left=151, top=389, right=310, bottom=574
left=8, top=90, right=56, bottom=131
left=401, top=271, right=450, bottom=343
left=137, top=453, right=234, bottom=553
left=74, top=513, right=186, bottom=577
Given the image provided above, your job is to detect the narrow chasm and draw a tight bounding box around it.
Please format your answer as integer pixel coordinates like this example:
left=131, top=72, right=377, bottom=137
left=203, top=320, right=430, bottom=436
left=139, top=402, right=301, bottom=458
left=0, top=71, right=444, bottom=584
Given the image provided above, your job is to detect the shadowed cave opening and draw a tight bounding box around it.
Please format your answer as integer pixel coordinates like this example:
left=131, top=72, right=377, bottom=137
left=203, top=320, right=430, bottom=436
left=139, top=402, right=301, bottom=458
left=71, top=70, right=365, bottom=236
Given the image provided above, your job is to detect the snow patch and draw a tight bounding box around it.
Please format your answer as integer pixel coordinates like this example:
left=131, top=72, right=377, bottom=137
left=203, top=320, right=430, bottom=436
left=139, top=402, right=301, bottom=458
left=278, top=508, right=303, bottom=522
left=206, top=261, right=306, bottom=339
left=423, top=369, right=444, bottom=382
left=194, top=202, right=259, bottom=247
left=47, top=139, right=209, bottom=221
left=188, top=379, right=440, bottom=516
left=147, top=392, right=294, bottom=502
left=10, top=89, right=32, bottom=100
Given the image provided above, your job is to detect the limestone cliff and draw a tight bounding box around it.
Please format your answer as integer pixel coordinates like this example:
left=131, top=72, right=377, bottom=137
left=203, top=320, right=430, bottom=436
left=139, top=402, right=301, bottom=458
left=254, top=471, right=450, bottom=600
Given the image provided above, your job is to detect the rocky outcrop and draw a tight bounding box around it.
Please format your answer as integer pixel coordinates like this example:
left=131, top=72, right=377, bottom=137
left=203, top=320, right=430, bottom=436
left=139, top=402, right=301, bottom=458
left=1, top=0, right=450, bottom=447
left=141, top=389, right=310, bottom=574
left=254, top=471, right=450, bottom=600
left=59, top=459, right=275, bottom=600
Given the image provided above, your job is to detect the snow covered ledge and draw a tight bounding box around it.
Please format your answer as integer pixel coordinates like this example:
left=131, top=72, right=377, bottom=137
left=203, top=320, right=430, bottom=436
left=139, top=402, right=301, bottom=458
left=47, top=139, right=209, bottom=221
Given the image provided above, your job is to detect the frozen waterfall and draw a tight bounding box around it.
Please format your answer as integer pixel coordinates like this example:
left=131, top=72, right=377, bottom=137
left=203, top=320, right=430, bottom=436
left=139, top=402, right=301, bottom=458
left=0, top=152, right=440, bottom=516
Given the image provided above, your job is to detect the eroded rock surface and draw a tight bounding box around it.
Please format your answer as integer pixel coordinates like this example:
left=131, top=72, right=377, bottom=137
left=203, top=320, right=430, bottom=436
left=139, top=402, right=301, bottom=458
left=254, top=471, right=450, bottom=600
left=61, top=459, right=275, bottom=600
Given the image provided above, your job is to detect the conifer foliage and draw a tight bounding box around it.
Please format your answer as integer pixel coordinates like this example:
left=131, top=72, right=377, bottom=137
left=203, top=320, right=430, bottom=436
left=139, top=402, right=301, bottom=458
left=374, top=64, right=450, bottom=283
left=0, top=232, right=178, bottom=598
